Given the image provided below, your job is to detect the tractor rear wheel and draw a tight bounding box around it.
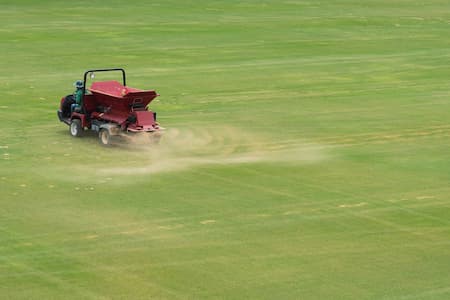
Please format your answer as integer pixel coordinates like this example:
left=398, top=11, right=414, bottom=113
left=149, top=132, right=162, bottom=144
left=70, top=119, right=83, bottom=137
left=99, top=129, right=111, bottom=146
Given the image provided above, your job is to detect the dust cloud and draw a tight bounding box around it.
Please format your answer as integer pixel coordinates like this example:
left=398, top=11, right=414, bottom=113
left=98, top=126, right=329, bottom=176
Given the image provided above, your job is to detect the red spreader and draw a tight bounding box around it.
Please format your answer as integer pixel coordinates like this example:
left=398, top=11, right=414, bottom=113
left=57, top=68, right=163, bottom=146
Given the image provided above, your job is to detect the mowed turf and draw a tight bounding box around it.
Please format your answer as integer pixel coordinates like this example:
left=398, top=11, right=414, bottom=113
left=1, top=0, right=450, bottom=299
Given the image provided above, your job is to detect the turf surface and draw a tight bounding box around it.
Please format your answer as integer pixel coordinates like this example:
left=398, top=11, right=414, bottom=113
left=1, top=1, right=450, bottom=299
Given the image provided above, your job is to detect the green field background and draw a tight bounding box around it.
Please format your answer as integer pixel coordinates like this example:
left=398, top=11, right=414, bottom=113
left=1, top=1, right=450, bottom=299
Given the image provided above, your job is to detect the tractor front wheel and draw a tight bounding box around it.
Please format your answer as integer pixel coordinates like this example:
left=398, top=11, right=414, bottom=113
left=99, top=129, right=111, bottom=146
left=70, top=119, right=83, bottom=137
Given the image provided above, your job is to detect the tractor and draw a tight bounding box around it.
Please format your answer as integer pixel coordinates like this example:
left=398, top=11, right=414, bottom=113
left=57, top=68, right=163, bottom=146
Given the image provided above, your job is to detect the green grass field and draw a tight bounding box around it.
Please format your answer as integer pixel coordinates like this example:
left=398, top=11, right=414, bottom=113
left=1, top=1, right=450, bottom=299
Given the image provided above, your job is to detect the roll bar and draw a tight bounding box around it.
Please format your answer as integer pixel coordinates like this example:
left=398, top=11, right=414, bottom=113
left=83, top=68, right=126, bottom=94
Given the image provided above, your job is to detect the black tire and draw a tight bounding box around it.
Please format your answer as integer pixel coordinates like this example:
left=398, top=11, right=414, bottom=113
left=70, top=119, right=83, bottom=137
left=99, top=128, right=111, bottom=146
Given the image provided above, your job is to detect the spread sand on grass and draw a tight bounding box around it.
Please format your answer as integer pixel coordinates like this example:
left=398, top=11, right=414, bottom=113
left=97, top=126, right=330, bottom=176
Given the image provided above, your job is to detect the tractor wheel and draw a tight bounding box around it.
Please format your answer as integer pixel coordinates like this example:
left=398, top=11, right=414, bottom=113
left=70, top=119, right=83, bottom=137
left=149, top=133, right=162, bottom=144
left=99, top=129, right=111, bottom=146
